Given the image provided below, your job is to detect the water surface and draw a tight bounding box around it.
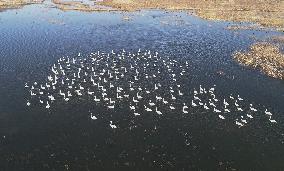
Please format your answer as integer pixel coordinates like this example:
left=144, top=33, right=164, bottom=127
left=0, top=4, right=284, bottom=170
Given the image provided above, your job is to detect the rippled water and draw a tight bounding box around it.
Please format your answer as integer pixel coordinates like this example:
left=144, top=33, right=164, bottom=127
left=0, top=4, right=284, bottom=170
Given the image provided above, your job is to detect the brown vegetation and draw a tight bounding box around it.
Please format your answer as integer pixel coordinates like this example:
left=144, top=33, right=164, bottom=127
left=233, top=43, right=284, bottom=79
left=99, top=0, right=284, bottom=31
left=0, top=0, right=42, bottom=9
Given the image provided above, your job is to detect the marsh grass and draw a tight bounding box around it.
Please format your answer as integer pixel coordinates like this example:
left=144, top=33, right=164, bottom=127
left=233, top=43, right=284, bottom=79
left=0, top=0, right=42, bottom=9
left=99, top=0, right=284, bottom=31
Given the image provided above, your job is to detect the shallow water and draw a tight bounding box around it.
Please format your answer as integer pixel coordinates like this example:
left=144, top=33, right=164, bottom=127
left=0, top=4, right=284, bottom=170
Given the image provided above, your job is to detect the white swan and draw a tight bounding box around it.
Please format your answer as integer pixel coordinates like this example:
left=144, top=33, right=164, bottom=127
left=218, top=115, right=225, bottom=119
left=156, top=107, right=162, bottom=115
left=109, top=121, right=117, bottom=129
left=90, top=113, right=97, bottom=120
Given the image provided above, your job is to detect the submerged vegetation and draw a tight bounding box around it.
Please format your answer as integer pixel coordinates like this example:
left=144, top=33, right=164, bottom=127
left=233, top=43, right=284, bottom=79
